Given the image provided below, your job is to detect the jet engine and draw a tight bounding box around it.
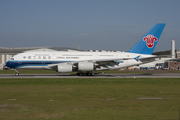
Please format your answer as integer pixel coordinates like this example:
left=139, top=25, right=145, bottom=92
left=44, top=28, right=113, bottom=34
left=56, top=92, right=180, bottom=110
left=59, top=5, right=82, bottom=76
left=57, top=64, right=72, bottom=73
left=78, top=62, right=94, bottom=71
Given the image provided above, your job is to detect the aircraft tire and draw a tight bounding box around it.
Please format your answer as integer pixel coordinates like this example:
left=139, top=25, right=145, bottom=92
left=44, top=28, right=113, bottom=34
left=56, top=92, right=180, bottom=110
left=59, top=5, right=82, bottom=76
left=15, top=73, right=19, bottom=76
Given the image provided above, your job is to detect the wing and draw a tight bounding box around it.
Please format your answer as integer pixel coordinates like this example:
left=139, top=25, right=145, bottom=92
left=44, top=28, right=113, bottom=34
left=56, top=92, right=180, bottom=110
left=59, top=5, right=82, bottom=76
left=86, top=58, right=133, bottom=68
left=48, top=55, right=167, bottom=71
left=47, top=57, right=133, bottom=70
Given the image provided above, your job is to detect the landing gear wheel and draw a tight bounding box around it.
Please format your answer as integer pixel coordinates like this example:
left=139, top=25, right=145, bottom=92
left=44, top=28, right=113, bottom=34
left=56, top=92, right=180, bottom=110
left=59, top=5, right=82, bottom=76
left=77, top=73, right=83, bottom=76
left=76, top=72, right=95, bottom=76
left=91, top=73, right=95, bottom=76
left=15, top=73, right=19, bottom=76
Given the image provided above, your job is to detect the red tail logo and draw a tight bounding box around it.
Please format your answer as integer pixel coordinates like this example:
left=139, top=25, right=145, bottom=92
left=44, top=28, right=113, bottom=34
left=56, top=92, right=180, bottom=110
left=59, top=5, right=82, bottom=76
left=143, top=35, right=158, bottom=48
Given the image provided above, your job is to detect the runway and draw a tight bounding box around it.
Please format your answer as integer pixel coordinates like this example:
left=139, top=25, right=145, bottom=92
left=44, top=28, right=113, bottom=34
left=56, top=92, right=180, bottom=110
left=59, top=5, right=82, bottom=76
left=0, top=73, right=180, bottom=78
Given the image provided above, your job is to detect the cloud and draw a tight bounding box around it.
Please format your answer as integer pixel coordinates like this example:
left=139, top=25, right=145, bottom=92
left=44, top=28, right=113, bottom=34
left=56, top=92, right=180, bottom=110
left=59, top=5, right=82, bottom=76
left=78, top=33, right=88, bottom=37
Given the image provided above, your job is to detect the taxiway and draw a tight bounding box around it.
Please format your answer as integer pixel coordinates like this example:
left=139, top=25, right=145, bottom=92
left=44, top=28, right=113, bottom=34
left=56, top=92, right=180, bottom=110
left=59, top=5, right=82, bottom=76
left=0, top=73, right=180, bottom=78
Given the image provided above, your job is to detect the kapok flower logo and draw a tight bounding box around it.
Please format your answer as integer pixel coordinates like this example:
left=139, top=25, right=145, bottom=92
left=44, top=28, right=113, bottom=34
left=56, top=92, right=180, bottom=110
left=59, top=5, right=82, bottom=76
left=143, top=34, right=158, bottom=48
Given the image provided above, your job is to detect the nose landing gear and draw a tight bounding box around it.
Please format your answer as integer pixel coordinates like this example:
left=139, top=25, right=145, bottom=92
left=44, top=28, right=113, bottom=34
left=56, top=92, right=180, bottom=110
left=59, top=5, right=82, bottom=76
left=14, top=69, right=19, bottom=76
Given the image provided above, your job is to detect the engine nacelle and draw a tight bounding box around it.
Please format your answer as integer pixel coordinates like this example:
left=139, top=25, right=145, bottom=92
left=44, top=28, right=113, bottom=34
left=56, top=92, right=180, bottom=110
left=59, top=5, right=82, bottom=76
left=57, top=64, right=72, bottom=73
left=78, top=62, right=94, bottom=71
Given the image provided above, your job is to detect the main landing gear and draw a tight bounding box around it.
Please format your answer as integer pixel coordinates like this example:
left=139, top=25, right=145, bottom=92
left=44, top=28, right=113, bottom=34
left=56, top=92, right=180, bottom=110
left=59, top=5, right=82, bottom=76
left=76, top=72, right=95, bottom=76
left=14, top=69, right=19, bottom=76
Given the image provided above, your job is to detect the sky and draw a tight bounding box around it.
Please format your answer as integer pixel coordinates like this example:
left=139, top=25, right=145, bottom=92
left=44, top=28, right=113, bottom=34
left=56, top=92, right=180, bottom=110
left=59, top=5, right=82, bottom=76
left=0, top=0, right=180, bottom=52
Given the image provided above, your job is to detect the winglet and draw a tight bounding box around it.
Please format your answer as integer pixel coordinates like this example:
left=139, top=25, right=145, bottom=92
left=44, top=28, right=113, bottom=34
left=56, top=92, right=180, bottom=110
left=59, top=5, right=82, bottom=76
left=134, top=55, right=140, bottom=62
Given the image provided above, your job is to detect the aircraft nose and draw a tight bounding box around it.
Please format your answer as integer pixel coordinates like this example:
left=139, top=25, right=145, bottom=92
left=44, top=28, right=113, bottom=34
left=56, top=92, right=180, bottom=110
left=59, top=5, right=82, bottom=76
left=6, top=61, right=13, bottom=68
left=6, top=61, right=10, bottom=67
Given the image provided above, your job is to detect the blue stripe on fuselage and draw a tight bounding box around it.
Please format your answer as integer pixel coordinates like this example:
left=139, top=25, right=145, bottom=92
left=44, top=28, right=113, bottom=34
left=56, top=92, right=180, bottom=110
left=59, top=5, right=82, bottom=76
left=6, top=60, right=73, bottom=69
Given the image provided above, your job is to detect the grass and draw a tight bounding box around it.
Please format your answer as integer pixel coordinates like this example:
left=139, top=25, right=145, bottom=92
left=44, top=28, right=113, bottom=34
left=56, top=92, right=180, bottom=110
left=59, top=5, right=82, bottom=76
left=0, top=78, right=180, bottom=120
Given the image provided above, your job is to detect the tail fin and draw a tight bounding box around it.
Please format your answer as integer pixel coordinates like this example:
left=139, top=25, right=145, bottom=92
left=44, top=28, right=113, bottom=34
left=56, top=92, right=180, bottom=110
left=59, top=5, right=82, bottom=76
left=128, top=23, right=166, bottom=55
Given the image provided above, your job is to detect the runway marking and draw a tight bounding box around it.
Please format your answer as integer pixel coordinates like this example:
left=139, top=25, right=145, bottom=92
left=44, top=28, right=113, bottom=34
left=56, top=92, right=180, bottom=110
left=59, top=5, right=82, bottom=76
left=8, top=99, right=17, bottom=101
left=137, top=98, right=163, bottom=100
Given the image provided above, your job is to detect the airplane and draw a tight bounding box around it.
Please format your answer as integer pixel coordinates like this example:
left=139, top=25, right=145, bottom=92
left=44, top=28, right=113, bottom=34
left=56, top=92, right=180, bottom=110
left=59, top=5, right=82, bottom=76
left=6, top=23, right=166, bottom=76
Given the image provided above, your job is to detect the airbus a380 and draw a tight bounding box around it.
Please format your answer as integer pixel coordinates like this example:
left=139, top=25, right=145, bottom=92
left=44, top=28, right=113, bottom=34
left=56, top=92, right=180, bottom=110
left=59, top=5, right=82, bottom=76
left=6, top=23, right=166, bottom=76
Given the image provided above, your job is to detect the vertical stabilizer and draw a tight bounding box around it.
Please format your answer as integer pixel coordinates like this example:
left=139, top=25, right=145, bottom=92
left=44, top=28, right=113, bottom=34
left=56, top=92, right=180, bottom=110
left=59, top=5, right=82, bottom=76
left=128, top=23, right=166, bottom=54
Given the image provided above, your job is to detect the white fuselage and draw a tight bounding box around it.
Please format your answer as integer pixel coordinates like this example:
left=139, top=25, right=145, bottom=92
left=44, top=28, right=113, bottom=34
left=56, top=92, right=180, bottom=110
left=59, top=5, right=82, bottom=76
left=8, top=51, right=154, bottom=71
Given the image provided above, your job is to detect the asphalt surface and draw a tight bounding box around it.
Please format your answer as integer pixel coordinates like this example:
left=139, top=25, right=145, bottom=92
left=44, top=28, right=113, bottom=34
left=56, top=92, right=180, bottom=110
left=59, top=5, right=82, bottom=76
left=0, top=73, right=180, bottom=78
